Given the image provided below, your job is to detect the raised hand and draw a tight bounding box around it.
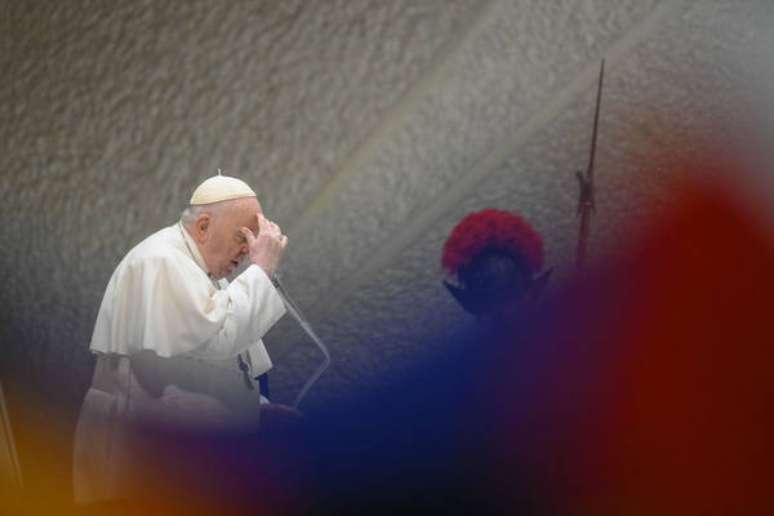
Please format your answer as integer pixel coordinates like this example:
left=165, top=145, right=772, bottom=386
left=240, top=213, right=288, bottom=276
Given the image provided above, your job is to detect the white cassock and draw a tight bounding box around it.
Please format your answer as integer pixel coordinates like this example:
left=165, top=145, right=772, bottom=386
left=72, top=222, right=286, bottom=504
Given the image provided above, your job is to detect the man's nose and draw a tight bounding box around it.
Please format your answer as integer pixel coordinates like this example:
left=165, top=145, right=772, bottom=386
left=240, top=243, right=248, bottom=255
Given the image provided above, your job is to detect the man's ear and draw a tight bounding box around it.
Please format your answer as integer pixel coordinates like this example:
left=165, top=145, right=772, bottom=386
left=528, top=268, right=553, bottom=303
left=194, top=213, right=212, bottom=243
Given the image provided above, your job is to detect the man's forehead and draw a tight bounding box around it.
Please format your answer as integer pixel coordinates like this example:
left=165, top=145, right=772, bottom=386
left=239, top=210, right=261, bottom=233
left=233, top=198, right=261, bottom=221
left=236, top=195, right=261, bottom=212
left=233, top=215, right=259, bottom=236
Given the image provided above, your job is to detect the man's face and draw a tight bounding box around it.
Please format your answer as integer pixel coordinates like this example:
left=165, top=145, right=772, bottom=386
left=199, top=197, right=261, bottom=279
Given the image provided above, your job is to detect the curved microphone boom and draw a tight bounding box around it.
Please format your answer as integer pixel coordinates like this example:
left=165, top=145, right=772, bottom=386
left=271, top=274, right=331, bottom=409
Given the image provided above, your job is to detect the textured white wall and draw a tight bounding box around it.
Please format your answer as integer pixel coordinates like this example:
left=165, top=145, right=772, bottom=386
left=0, top=0, right=484, bottom=401
left=1, top=0, right=773, bottom=484
left=269, top=0, right=774, bottom=405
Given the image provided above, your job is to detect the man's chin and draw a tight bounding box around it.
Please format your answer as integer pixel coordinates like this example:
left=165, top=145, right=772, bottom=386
left=210, top=268, right=230, bottom=281
left=223, top=267, right=240, bottom=282
left=215, top=260, right=248, bottom=282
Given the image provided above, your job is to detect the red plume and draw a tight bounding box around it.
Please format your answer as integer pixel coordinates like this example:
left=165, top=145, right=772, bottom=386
left=442, top=209, right=544, bottom=276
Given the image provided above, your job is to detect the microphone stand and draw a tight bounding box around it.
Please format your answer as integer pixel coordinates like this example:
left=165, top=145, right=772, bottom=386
left=271, top=274, right=331, bottom=409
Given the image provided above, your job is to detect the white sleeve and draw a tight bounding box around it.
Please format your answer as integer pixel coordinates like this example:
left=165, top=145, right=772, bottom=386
left=104, top=255, right=286, bottom=359
left=188, top=265, right=287, bottom=360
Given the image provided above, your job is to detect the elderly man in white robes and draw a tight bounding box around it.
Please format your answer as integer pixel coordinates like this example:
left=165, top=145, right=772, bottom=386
left=73, top=173, right=291, bottom=505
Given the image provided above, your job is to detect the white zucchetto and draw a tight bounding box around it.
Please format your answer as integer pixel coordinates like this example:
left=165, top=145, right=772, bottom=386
left=190, top=174, right=256, bottom=205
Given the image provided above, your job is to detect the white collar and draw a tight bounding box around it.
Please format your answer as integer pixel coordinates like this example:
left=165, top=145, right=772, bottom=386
left=178, top=222, right=209, bottom=275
